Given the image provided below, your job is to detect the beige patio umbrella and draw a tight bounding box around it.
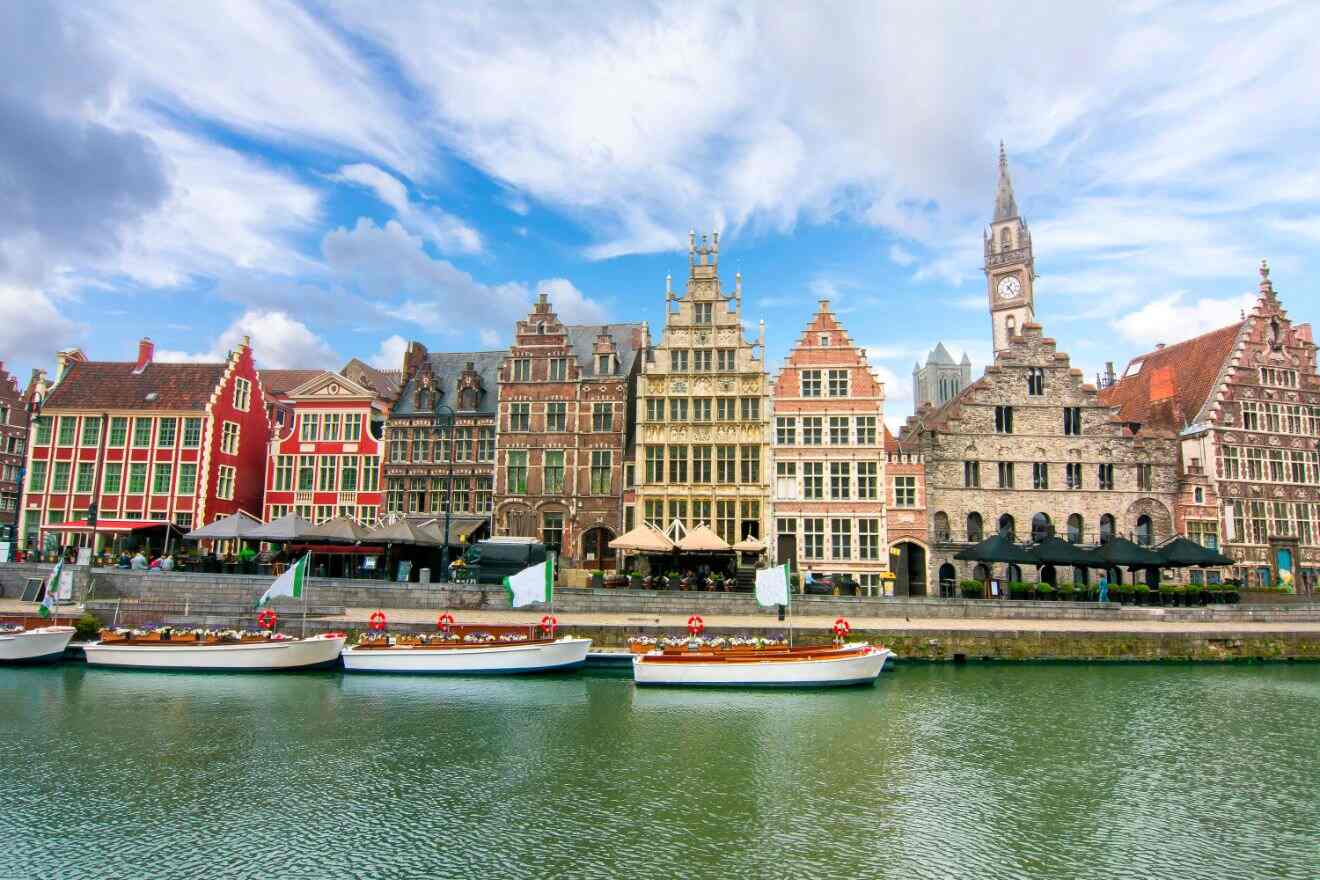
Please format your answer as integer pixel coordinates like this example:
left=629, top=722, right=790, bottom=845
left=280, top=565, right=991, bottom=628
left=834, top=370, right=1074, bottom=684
left=731, top=536, right=766, bottom=553
left=676, top=524, right=731, bottom=552
left=609, top=524, right=675, bottom=553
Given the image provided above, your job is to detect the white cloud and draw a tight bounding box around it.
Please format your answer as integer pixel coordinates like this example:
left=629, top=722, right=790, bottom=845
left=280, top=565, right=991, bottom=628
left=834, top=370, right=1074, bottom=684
left=479, top=328, right=502, bottom=347
left=0, top=283, right=81, bottom=366
left=1111, top=291, right=1256, bottom=347
left=156, top=309, right=339, bottom=369
left=537, top=278, right=608, bottom=325
left=888, top=244, right=916, bottom=267
left=333, top=163, right=481, bottom=254
left=368, top=334, right=409, bottom=371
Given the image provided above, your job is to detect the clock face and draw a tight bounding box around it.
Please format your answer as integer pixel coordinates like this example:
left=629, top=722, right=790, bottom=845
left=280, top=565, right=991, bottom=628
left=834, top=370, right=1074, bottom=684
left=997, top=275, right=1021, bottom=301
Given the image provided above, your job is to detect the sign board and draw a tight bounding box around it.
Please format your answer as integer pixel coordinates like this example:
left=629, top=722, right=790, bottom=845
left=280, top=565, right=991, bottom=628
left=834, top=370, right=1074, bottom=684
left=396, top=560, right=412, bottom=583
left=363, top=556, right=378, bottom=571
left=76, top=547, right=92, bottom=567
left=58, top=569, right=74, bottom=600
left=0, top=542, right=9, bottom=563
left=990, top=579, right=1001, bottom=597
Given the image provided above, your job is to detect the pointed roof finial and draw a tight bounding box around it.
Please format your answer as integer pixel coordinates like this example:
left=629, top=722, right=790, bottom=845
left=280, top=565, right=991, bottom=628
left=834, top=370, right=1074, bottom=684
left=1259, top=258, right=1274, bottom=296
left=993, top=142, right=1018, bottom=222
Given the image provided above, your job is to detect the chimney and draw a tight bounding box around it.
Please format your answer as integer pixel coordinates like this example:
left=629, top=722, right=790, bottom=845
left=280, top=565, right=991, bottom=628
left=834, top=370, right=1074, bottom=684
left=54, top=348, right=85, bottom=384
left=133, top=338, right=155, bottom=374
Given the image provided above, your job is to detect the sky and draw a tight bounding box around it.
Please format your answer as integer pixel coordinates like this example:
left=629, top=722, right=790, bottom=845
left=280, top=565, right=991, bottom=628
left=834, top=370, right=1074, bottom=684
left=3, top=1, right=1319, bottom=430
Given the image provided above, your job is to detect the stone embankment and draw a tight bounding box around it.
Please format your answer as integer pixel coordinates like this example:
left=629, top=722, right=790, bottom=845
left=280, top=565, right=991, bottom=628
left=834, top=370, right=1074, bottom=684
left=4, top=562, right=1320, bottom=662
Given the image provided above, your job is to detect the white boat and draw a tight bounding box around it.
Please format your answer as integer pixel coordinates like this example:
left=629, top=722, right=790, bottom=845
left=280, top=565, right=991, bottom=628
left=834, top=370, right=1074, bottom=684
left=632, top=644, right=893, bottom=688
left=342, top=636, right=591, bottom=675
left=83, top=633, right=346, bottom=672
left=0, top=625, right=77, bottom=664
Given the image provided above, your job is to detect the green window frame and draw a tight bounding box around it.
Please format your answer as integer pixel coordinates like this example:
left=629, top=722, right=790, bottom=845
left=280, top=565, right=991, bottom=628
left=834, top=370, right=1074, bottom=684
left=75, top=462, right=95, bottom=493
left=34, top=417, right=52, bottom=445
left=57, top=417, right=76, bottom=446
left=80, top=417, right=101, bottom=447
left=158, top=418, right=177, bottom=448
left=543, top=450, right=565, bottom=494
left=182, top=418, right=203, bottom=448
left=108, top=417, right=128, bottom=447
left=507, top=450, right=528, bottom=494
left=127, top=463, right=147, bottom=494
left=132, top=418, right=152, bottom=448
left=152, top=463, right=173, bottom=495
left=102, top=462, right=122, bottom=495
left=28, top=460, right=47, bottom=491
left=52, top=461, right=71, bottom=492
left=177, top=463, right=197, bottom=496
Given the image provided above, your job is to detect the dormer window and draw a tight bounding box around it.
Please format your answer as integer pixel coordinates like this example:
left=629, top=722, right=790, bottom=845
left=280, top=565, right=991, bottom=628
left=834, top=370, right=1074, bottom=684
left=597, top=354, right=611, bottom=375
left=460, top=388, right=478, bottom=410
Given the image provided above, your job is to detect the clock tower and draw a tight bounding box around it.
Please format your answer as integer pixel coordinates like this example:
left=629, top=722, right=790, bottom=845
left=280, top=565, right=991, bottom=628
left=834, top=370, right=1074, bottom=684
left=985, top=143, right=1035, bottom=355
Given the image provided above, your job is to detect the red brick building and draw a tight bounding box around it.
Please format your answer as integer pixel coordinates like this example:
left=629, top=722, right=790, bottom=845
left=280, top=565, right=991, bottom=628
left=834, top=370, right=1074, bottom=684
left=0, top=362, right=28, bottom=543
left=1103, top=261, right=1320, bottom=592
left=21, top=337, right=270, bottom=553
left=492, top=293, right=646, bottom=568
left=884, top=426, right=929, bottom=595
left=263, top=370, right=388, bottom=525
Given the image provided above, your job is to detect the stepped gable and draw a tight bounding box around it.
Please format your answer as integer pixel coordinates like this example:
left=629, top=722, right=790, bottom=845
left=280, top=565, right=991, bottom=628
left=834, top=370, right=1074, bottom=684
left=393, top=351, right=505, bottom=417
left=1099, top=323, right=1243, bottom=430
left=340, top=358, right=403, bottom=400
left=44, top=360, right=225, bottom=410
left=771, top=298, right=884, bottom=397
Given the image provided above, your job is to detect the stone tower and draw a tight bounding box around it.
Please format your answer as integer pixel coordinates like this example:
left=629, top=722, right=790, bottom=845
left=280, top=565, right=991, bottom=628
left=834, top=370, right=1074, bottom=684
left=985, top=143, right=1035, bottom=355
left=912, top=343, right=973, bottom=412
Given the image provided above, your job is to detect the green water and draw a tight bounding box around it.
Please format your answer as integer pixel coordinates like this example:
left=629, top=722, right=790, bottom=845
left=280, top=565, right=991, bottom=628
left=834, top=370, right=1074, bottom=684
left=2, top=663, right=1317, bottom=879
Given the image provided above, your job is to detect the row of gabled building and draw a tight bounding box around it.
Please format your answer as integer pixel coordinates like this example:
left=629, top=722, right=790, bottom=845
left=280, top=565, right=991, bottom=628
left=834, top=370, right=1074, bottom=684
left=5, top=148, right=1317, bottom=593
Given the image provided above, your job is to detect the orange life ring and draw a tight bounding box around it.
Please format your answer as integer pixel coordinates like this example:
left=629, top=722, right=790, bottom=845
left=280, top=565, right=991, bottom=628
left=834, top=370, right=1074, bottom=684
left=257, top=609, right=277, bottom=630
left=833, top=617, right=851, bottom=639
left=687, top=614, right=705, bottom=636
left=540, top=614, right=558, bottom=636
left=368, top=611, right=388, bottom=631
left=437, top=612, right=455, bottom=632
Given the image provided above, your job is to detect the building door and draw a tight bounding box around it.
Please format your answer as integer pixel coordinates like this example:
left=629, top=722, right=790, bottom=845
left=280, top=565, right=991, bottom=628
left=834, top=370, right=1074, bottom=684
left=938, top=562, right=957, bottom=598
left=582, top=526, right=616, bottom=570
left=777, top=534, right=797, bottom=569
left=893, top=543, right=927, bottom=597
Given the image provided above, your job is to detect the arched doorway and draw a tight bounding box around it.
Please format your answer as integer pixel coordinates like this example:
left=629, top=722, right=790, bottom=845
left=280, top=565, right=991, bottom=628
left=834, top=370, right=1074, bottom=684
left=581, top=526, right=617, bottom=571
left=938, top=562, right=957, bottom=597
left=973, top=563, right=990, bottom=581
left=1041, top=564, right=1058, bottom=586
left=1006, top=563, right=1023, bottom=583
left=892, top=543, right=927, bottom=597
left=1067, top=513, right=1084, bottom=543
left=1031, top=512, right=1052, bottom=543
left=998, top=514, right=1016, bottom=541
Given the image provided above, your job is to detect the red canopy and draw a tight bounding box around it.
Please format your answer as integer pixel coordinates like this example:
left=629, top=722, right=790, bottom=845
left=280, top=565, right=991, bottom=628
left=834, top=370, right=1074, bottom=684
left=42, top=520, right=178, bottom=533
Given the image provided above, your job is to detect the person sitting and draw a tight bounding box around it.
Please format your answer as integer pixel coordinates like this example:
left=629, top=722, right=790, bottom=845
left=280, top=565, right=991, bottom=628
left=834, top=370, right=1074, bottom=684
left=161, top=554, right=175, bottom=572
left=149, top=556, right=162, bottom=570
left=117, top=552, right=131, bottom=569
left=130, top=551, right=148, bottom=571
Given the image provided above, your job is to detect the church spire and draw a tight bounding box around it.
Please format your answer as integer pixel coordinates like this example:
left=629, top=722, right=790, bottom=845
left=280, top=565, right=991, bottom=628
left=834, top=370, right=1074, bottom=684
left=993, top=141, right=1018, bottom=222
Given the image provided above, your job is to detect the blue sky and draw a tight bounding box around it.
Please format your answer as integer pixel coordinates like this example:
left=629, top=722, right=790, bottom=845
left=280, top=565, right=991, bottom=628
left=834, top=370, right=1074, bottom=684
left=3, top=1, right=1319, bottom=427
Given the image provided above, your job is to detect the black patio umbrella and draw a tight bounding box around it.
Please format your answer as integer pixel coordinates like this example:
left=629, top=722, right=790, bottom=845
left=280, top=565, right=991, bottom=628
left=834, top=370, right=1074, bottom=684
left=1031, top=535, right=1105, bottom=568
left=1156, top=536, right=1234, bottom=568
left=954, top=534, right=1042, bottom=565
left=1093, top=535, right=1165, bottom=568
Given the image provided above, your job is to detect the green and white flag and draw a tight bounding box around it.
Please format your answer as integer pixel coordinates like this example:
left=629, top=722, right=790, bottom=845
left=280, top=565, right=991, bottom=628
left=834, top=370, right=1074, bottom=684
left=258, top=553, right=308, bottom=607
left=38, top=559, right=62, bottom=618
left=754, top=563, right=790, bottom=608
left=504, top=555, right=554, bottom=608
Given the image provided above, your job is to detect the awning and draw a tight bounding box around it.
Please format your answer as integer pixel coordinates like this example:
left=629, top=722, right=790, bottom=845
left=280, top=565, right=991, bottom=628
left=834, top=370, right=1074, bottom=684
left=953, top=534, right=1041, bottom=564
left=248, top=512, right=316, bottom=542
left=1093, top=535, right=1165, bottom=568
left=43, top=519, right=176, bottom=533
left=1155, top=536, right=1234, bottom=567
left=676, top=524, right=731, bottom=552
left=415, top=516, right=486, bottom=546
left=364, top=518, right=444, bottom=546
left=1030, top=535, right=1105, bottom=567
left=609, top=524, right=675, bottom=552
left=287, top=543, right=385, bottom=555
left=302, top=516, right=373, bottom=544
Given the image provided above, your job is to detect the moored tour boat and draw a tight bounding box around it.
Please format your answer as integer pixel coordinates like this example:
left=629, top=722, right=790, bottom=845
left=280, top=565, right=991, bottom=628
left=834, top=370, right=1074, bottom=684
left=84, top=627, right=346, bottom=672
left=632, top=642, right=893, bottom=688
left=0, top=623, right=77, bottom=664
left=341, top=614, right=590, bottom=675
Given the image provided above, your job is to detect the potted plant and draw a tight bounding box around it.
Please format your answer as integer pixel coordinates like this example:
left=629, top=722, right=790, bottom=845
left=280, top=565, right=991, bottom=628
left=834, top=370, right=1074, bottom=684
left=590, top=569, right=605, bottom=589
left=1057, top=582, right=1075, bottom=602
left=1130, top=583, right=1150, bottom=605
left=959, top=579, right=984, bottom=599
left=628, top=570, right=643, bottom=590
left=711, top=573, right=725, bottom=592
left=1009, top=581, right=1030, bottom=600
left=1036, top=582, right=1055, bottom=600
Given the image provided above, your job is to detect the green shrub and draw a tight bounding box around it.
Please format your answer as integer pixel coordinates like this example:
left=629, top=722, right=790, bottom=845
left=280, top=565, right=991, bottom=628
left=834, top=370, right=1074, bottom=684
left=960, top=581, right=985, bottom=599
left=74, top=611, right=102, bottom=641
left=1132, top=584, right=1150, bottom=595
left=1036, top=583, right=1055, bottom=595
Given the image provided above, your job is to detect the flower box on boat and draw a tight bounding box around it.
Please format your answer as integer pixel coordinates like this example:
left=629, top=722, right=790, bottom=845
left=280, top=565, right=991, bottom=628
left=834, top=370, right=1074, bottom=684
left=342, top=623, right=590, bottom=675
left=84, top=632, right=346, bottom=672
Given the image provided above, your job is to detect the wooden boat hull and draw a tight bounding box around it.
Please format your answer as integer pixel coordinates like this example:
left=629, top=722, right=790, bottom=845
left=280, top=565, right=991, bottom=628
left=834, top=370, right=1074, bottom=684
left=0, top=626, right=76, bottom=664
left=341, top=636, right=591, bottom=675
left=83, top=634, right=346, bottom=672
left=633, top=645, right=893, bottom=688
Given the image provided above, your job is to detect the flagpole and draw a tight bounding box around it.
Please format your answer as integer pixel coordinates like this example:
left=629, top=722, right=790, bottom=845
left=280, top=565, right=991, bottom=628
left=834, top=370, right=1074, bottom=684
left=786, top=564, right=793, bottom=650
left=302, top=553, right=309, bottom=639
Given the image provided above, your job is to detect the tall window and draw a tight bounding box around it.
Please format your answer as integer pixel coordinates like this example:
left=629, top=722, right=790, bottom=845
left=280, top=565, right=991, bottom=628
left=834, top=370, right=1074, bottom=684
left=592, top=403, right=613, bottom=432
left=1135, top=514, right=1153, bottom=546
left=478, top=428, right=495, bottom=462
left=182, top=418, right=203, bottom=449
left=855, top=417, right=877, bottom=445
left=344, top=413, right=362, bottom=441
left=693, top=398, right=712, bottom=422
left=1098, top=463, right=1115, bottom=490
left=1067, top=514, right=1083, bottom=543
left=75, top=462, right=95, bottom=493
left=669, top=445, right=688, bottom=483
left=1026, top=367, right=1045, bottom=396
left=717, top=349, right=735, bottom=371
left=645, top=446, right=664, bottom=483
left=323, top=413, right=341, bottom=442
left=1063, top=407, right=1082, bottom=436
left=301, top=413, right=320, bottom=442
left=363, top=457, right=379, bottom=491
left=1241, top=401, right=1259, bottom=431
left=1033, top=462, right=1049, bottom=490
left=542, top=512, right=564, bottom=554
left=716, top=398, right=735, bottom=421
left=830, top=462, right=851, bottom=499
left=1136, top=463, right=1153, bottom=491
left=590, top=451, right=612, bottom=494
left=995, top=405, right=1014, bottom=434
left=233, top=377, right=252, bottom=411
left=802, top=417, right=823, bottom=445
left=298, top=455, right=315, bottom=491
left=827, top=369, right=849, bottom=397
left=831, top=519, right=852, bottom=559
left=101, top=462, right=121, bottom=495
left=694, top=302, right=713, bottom=324
left=512, top=359, right=531, bottom=381
left=716, top=500, right=736, bottom=543
left=274, top=456, right=294, bottom=491
left=716, top=446, right=736, bottom=483
left=692, top=446, right=712, bottom=483
left=546, top=402, right=567, bottom=432
left=894, top=476, right=916, bottom=507
left=693, top=350, right=712, bottom=371
left=51, top=461, right=71, bottom=492
left=646, top=398, right=664, bottom=422
left=803, top=518, right=825, bottom=559
left=152, top=463, right=172, bottom=495
left=80, top=417, right=101, bottom=447
left=740, top=397, right=760, bottom=421
left=543, top=450, right=565, bottom=494
left=510, top=403, right=530, bottom=431
left=857, top=461, right=878, bottom=499
left=108, top=417, right=127, bottom=447
left=597, top=354, right=612, bottom=375
left=967, top=512, right=984, bottom=542
left=803, top=462, right=824, bottom=499
left=157, top=418, right=176, bottom=448
left=800, top=370, right=822, bottom=397
left=1065, top=462, right=1082, bottom=489
left=1031, top=512, right=1052, bottom=542
left=318, top=456, right=337, bottom=492
left=220, top=421, right=240, bottom=455
left=669, top=398, right=689, bottom=421
left=216, top=466, right=235, bottom=500
left=998, top=461, right=1014, bottom=489
left=58, top=417, right=76, bottom=446
left=740, top=445, right=760, bottom=483
left=858, top=519, right=880, bottom=560
left=964, top=461, right=980, bottom=488
left=670, top=350, right=689, bottom=372
left=507, top=451, right=528, bottom=494
left=775, top=461, right=797, bottom=499
left=127, top=463, right=147, bottom=494
left=829, top=417, right=848, bottom=445
left=548, top=358, right=568, bottom=381
left=132, top=418, right=152, bottom=448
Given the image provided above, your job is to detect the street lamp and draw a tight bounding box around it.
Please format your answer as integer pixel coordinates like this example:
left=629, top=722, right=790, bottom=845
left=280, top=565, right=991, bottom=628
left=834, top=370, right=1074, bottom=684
left=434, top=401, right=456, bottom=582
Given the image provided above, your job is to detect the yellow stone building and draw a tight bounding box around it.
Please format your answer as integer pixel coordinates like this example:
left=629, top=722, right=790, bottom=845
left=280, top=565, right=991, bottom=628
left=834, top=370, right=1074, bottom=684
left=631, top=232, right=771, bottom=546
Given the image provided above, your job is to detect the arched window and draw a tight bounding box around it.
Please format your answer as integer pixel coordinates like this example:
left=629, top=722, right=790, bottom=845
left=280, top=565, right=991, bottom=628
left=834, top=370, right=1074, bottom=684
left=1006, top=315, right=1017, bottom=336
left=1135, top=514, right=1152, bottom=546
left=1000, top=226, right=1012, bottom=251
left=973, top=563, right=990, bottom=581
left=998, top=513, right=1016, bottom=541
left=1006, top=563, right=1023, bottom=583
left=1040, top=564, right=1057, bottom=586
left=1031, top=512, right=1052, bottom=542
left=967, top=512, right=984, bottom=542
left=1100, top=513, right=1116, bottom=543
left=537, top=322, right=545, bottom=334
left=1067, top=513, right=1084, bottom=543
left=934, top=511, right=950, bottom=542
left=1194, top=487, right=1204, bottom=504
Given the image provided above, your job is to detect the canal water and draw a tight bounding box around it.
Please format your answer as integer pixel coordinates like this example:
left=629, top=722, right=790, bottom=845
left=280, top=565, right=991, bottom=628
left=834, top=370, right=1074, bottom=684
left=2, top=662, right=1317, bottom=879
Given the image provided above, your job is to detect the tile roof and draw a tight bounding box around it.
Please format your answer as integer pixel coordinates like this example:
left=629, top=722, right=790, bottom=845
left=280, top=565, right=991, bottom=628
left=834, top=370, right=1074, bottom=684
left=43, top=361, right=226, bottom=411
left=564, top=323, right=646, bottom=377
left=1099, top=321, right=1243, bottom=428
left=259, top=369, right=323, bottom=398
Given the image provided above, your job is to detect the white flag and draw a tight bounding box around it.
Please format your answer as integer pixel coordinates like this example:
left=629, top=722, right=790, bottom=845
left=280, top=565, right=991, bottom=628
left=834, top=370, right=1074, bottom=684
left=755, top=563, right=790, bottom=608
left=258, top=554, right=308, bottom=607
left=39, top=559, right=62, bottom=618
left=504, top=556, right=554, bottom=608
